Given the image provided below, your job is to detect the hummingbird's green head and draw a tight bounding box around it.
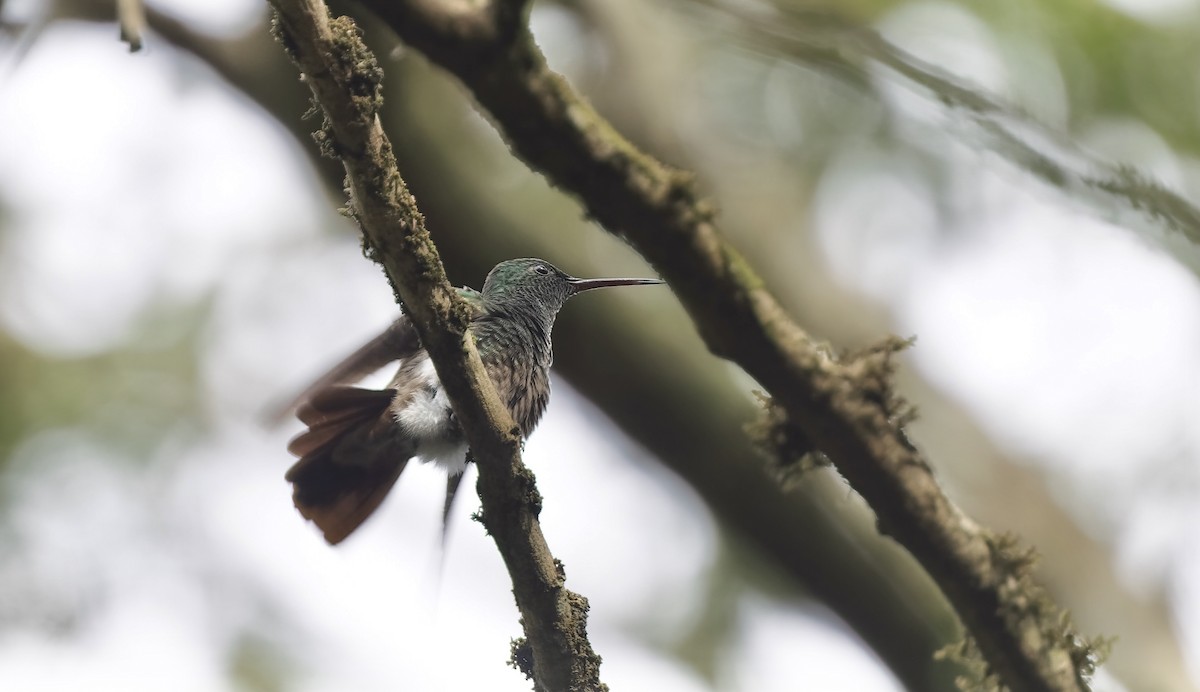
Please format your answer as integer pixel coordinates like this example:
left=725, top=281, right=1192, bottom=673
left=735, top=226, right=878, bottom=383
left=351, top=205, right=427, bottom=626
left=482, top=258, right=663, bottom=316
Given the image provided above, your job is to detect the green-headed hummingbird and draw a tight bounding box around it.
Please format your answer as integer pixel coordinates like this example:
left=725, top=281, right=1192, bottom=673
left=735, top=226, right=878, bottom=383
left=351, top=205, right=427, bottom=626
left=282, top=258, right=664, bottom=544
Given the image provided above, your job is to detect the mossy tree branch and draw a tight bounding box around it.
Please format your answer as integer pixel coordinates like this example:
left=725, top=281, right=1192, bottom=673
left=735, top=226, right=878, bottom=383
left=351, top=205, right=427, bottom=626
left=355, top=0, right=1103, bottom=690
left=266, top=1, right=604, bottom=689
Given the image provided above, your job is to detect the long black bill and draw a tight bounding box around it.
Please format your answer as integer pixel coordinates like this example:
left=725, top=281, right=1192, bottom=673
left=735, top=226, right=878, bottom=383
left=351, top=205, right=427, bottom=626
left=567, top=276, right=664, bottom=294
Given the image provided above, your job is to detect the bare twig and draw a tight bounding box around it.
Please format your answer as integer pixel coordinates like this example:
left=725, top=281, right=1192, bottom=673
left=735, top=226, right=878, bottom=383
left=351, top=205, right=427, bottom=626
left=116, top=0, right=145, bottom=51
left=356, top=0, right=1102, bottom=689
left=266, top=1, right=604, bottom=689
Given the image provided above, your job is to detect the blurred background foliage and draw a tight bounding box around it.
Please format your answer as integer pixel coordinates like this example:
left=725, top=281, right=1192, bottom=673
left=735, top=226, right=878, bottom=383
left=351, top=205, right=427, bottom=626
left=2, top=0, right=1200, bottom=690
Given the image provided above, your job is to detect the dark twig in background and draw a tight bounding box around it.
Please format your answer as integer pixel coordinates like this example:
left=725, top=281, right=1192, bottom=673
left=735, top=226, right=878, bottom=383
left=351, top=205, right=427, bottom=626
left=116, top=0, right=145, bottom=51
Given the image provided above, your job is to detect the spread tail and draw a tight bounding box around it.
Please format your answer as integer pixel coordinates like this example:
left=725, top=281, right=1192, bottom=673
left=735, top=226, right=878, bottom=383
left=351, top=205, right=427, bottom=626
left=285, top=386, right=410, bottom=544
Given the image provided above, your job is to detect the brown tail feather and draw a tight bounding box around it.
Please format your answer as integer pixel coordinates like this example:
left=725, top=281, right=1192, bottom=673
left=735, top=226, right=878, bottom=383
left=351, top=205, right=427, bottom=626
left=289, top=387, right=398, bottom=455
left=285, top=386, right=412, bottom=544
left=288, top=455, right=409, bottom=545
left=295, top=386, right=397, bottom=426
left=289, top=389, right=392, bottom=456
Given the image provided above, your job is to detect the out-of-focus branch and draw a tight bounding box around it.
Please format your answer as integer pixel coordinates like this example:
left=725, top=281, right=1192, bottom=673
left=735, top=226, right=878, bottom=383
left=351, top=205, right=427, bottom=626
left=116, top=0, right=145, bottom=51
left=265, top=1, right=603, bottom=689
left=689, top=0, right=1200, bottom=252
left=358, top=1, right=1101, bottom=689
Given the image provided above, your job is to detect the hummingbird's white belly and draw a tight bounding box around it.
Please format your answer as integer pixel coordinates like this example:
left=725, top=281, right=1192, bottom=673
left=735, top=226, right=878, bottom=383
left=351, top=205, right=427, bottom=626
left=392, top=357, right=469, bottom=475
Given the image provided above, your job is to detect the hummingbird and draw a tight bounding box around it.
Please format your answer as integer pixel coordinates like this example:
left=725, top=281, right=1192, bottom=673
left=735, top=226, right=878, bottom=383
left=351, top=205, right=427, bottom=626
left=282, top=258, right=664, bottom=544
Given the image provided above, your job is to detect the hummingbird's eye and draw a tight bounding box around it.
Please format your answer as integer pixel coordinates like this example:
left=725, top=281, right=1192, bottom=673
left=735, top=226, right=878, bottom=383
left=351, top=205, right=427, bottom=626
left=534, top=265, right=551, bottom=275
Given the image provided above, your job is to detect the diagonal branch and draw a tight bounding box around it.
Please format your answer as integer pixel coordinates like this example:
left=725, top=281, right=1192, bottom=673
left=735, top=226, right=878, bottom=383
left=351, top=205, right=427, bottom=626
left=357, top=0, right=1103, bottom=690
left=265, top=1, right=604, bottom=689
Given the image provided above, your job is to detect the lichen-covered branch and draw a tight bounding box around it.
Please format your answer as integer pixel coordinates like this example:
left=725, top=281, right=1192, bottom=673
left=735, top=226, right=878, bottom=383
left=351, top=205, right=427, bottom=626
left=266, top=1, right=604, bottom=689
left=356, top=0, right=1102, bottom=689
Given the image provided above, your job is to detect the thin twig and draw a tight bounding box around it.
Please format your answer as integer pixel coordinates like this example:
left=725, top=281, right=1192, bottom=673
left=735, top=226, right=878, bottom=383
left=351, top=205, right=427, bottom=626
left=116, top=0, right=145, bottom=51
left=265, top=1, right=604, bottom=689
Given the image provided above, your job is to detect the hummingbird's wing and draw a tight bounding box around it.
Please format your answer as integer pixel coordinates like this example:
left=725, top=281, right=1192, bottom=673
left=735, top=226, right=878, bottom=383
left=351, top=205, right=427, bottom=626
left=264, top=318, right=418, bottom=424
left=266, top=286, right=486, bottom=424
left=457, top=285, right=486, bottom=312
left=285, top=386, right=413, bottom=544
